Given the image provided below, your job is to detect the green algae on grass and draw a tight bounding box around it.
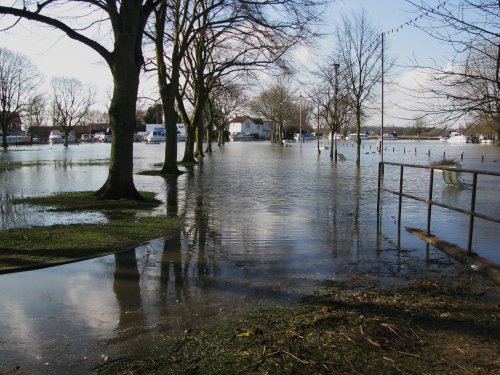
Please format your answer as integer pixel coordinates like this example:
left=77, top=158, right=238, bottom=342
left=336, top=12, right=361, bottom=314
left=0, top=215, right=182, bottom=272
left=97, top=276, right=500, bottom=375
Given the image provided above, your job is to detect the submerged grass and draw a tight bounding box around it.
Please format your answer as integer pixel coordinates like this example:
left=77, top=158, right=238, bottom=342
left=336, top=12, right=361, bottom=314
left=0, top=191, right=181, bottom=272
left=98, top=276, right=500, bottom=374
left=0, top=159, right=108, bottom=171
left=13, top=191, right=161, bottom=213
left=0, top=160, right=45, bottom=170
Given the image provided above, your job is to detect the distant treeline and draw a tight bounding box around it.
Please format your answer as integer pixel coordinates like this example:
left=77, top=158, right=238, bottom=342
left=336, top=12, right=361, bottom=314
left=362, top=126, right=444, bottom=137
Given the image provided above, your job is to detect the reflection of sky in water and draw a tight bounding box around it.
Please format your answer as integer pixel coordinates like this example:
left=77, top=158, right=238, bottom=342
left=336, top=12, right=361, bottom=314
left=0, top=141, right=499, bottom=373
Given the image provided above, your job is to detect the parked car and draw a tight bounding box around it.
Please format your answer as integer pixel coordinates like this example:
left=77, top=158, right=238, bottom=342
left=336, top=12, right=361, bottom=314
left=80, top=134, right=93, bottom=142
left=133, top=133, right=144, bottom=142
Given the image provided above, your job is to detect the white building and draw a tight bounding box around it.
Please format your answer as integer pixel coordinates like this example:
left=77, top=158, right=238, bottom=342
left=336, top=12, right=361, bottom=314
left=228, top=116, right=270, bottom=140
left=145, top=123, right=185, bottom=141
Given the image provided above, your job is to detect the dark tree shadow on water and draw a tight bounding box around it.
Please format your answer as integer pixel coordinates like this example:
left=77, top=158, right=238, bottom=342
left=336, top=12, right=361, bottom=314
left=112, top=251, right=147, bottom=341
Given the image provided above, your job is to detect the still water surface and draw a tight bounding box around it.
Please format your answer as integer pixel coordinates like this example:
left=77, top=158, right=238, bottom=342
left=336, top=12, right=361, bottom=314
left=0, top=140, right=499, bottom=373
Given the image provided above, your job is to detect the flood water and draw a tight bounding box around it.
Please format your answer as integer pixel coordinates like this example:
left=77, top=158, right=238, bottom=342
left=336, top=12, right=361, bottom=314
left=0, top=140, right=499, bottom=373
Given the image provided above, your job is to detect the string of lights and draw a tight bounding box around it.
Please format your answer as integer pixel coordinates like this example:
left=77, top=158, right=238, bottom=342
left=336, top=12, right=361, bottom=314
left=365, top=1, right=449, bottom=51
left=382, top=1, right=448, bottom=36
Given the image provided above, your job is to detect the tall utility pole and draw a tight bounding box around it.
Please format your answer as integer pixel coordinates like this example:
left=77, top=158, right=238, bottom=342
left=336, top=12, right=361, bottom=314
left=299, top=94, right=302, bottom=150
left=380, top=33, right=384, bottom=172
left=333, top=63, right=340, bottom=162
left=316, top=100, right=321, bottom=154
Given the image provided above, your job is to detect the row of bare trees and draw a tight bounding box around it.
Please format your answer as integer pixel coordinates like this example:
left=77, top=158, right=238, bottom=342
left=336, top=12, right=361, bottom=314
left=250, top=9, right=383, bottom=165
left=0, top=47, right=97, bottom=148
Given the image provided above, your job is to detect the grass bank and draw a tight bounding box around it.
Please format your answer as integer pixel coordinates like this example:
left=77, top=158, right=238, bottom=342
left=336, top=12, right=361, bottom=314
left=97, top=275, right=499, bottom=374
left=0, top=191, right=181, bottom=273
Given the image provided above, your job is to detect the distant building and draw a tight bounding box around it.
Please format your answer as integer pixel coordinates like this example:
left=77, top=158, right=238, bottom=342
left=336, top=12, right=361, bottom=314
left=228, top=116, right=270, bottom=140
left=0, top=111, right=23, bottom=136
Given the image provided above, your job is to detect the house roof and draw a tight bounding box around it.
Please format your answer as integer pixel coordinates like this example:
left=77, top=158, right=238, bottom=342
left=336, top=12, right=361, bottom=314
left=229, top=115, right=264, bottom=125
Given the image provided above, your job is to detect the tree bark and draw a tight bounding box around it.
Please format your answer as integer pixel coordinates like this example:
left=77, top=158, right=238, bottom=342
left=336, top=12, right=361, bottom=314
left=1, top=122, right=7, bottom=150
left=205, top=125, right=213, bottom=153
left=195, top=119, right=204, bottom=159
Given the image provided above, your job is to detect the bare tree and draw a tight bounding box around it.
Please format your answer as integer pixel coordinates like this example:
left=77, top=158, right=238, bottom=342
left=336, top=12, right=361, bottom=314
left=148, top=0, right=199, bottom=174
left=412, top=115, right=427, bottom=139
left=406, top=0, right=499, bottom=139
left=0, top=48, right=41, bottom=149
left=24, top=94, right=48, bottom=132
left=0, top=1, right=161, bottom=199
left=312, top=61, right=353, bottom=158
left=83, top=109, right=110, bottom=128
left=149, top=0, right=323, bottom=168
left=206, top=81, right=246, bottom=148
left=334, top=9, right=382, bottom=166
left=52, top=77, right=94, bottom=147
left=250, top=80, right=296, bottom=144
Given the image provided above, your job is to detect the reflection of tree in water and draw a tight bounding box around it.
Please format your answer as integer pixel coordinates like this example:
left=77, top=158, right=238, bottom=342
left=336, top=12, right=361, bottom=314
left=325, top=168, right=362, bottom=256
left=113, top=251, right=147, bottom=339
left=160, top=237, right=184, bottom=304
left=157, top=168, right=221, bottom=328
left=165, top=175, right=179, bottom=218
left=180, top=165, right=220, bottom=282
left=351, top=167, right=362, bottom=255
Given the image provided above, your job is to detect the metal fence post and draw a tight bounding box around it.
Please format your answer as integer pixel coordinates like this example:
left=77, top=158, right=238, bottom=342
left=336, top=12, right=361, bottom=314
left=377, top=162, right=382, bottom=234
left=468, top=173, right=478, bottom=255
left=427, top=168, right=434, bottom=235
left=398, top=165, right=404, bottom=226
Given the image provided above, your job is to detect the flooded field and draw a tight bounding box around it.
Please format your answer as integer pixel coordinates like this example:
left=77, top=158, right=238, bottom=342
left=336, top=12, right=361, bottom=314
left=0, top=140, right=499, bottom=373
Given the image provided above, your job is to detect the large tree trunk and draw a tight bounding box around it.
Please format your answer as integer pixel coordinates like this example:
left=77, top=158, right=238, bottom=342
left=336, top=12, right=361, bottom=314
left=205, top=125, right=213, bottom=153
left=156, top=3, right=181, bottom=175
left=1, top=122, right=7, bottom=150
left=182, top=123, right=197, bottom=163
left=95, top=29, right=143, bottom=200
left=195, top=119, right=204, bottom=158
left=162, top=90, right=181, bottom=174
left=181, top=91, right=205, bottom=163
left=217, top=129, right=224, bottom=146
left=63, top=128, right=69, bottom=147
left=96, top=124, right=139, bottom=199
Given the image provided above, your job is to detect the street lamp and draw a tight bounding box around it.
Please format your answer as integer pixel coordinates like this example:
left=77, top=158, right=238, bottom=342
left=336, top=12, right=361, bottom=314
left=332, top=63, right=340, bottom=162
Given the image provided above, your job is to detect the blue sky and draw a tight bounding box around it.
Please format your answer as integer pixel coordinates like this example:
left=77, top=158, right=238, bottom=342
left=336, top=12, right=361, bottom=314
left=329, top=0, right=448, bottom=65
